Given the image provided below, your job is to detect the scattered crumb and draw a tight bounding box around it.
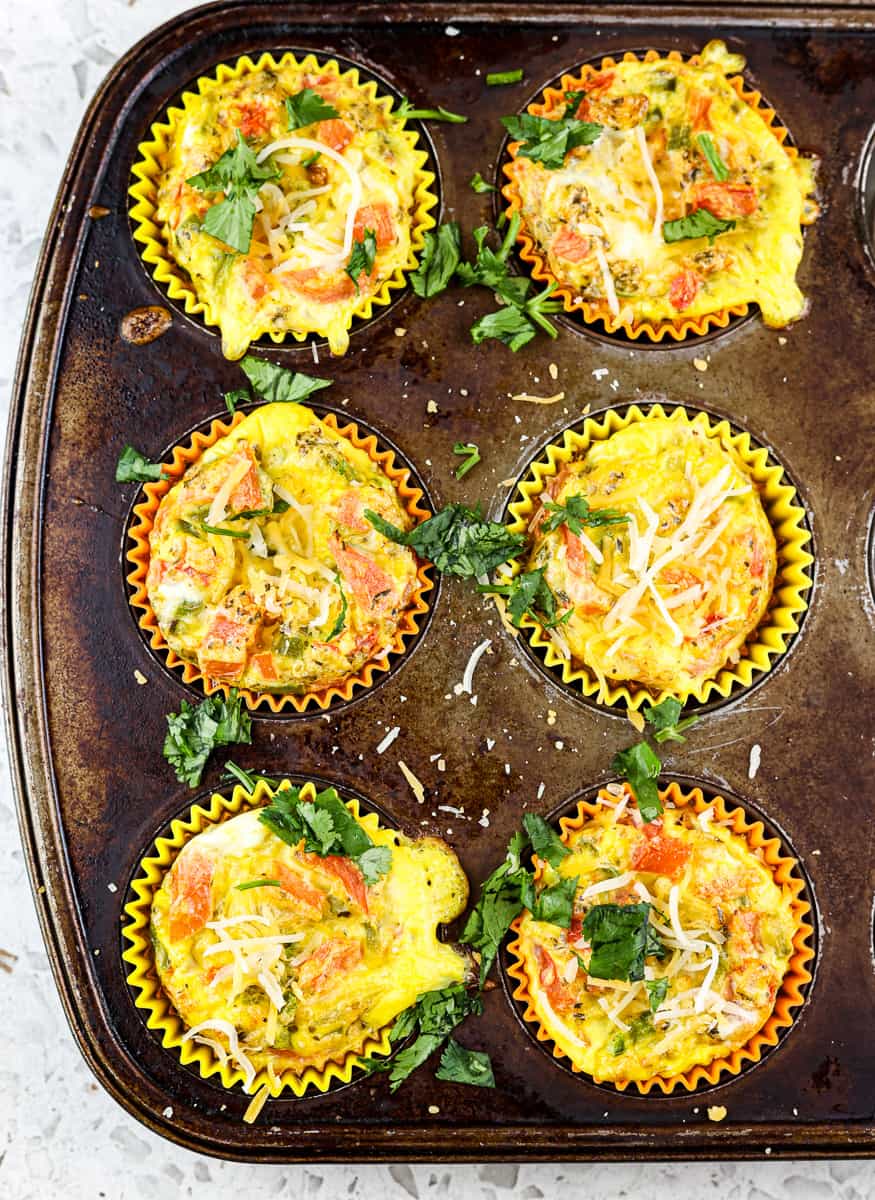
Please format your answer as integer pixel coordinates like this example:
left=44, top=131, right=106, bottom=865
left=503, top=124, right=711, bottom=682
left=748, top=743, right=762, bottom=780
left=592, top=367, right=609, bottom=380
left=554, top=740, right=564, bottom=750
left=486, top=738, right=496, bottom=750
left=708, top=1105, right=727, bottom=1122
left=582, top=403, right=591, bottom=415
left=460, top=388, right=469, bottom=397
left=627, top=707, right=645, bottom=733
left=107, top=882, right=117, bottom=894
left=765, top=1147, right=772, bottom=1155
left=548, top=362, right=558, bottom=380
left=445, top=24, right=460, bottom=35
left=693, top=357, right=708, bottom=372
left=428, top=1105, right=440, bottom=1114
left=394, top=326, right=406, bottom=337
left=536, top=782, right=545, bottom=800
left=547, top=709, right=557, bottom=726
left=778, top=336, right=787, bottom=345
left=426, top=400, right=438, bottom=414
left=479, top=809, right=490, bottom=828
left=163, top=1106, right=174, bottom=1119
left=376, top=726, right=401, bottom=755
left=437, top=758, right=446, bottom=772
left=134, top=669, right=148, bottom=685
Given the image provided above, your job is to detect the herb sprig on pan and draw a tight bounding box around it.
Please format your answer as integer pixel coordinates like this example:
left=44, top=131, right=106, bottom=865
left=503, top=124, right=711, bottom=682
left=453, top=442, right=481, bottom=480
left=396, top=97, right=468, bottom=123
left=364, top=984, right=486, bottom=1091
left=487, top=68, right=524, bottom=87
left=410, top=222, right=462, bottom=298
left=365, top=504, right=524, bottom=578
left=187, top=131, right=280, bottom=254
left=115, top=445, right=166, bottom=484
left=163, top=690, right=252, bottom=787
left=479, top=567, right=572, bottom=630
left=469, top=172, right=497, bottom=194
left=612, top=698, right=699, bottom=822
left=228, top=354, right=332, bottom=406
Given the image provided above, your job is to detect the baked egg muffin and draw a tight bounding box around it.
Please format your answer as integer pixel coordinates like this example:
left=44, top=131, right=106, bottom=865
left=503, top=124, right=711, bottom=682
left=505, top=40, right=819, bottom=335
left=145, top=403, right=421, bottom=697
left=149, top=787, right=471, bottom=1080
left=510, top=786, right=803, bottom=1085
left=150, top=55, right=430, bottom=357
left=526, top=415, right=777, bottom=698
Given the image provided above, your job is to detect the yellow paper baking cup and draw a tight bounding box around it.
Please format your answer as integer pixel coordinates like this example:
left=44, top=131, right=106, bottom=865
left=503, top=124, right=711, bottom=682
left=502, top=49, right=811, bottom=342
left=506, top=781, right=815, bottom=1094
left=122, top=779, right=395, bottom=1103
left=501, top=403, right=813, bottom=711
left=129, top=51, right=438, bottom=355
left=125, top=409, right=433, bottom=713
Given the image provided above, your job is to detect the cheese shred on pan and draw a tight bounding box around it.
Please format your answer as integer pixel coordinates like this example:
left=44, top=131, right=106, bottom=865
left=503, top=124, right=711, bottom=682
left=526, top=416, right=776, bottom=697
left=151, top=804, right=471, bottom=1086
left=510, top=40, right=819, bottom=331
left=146, top=403, right=421, bottom=697
left=513, top=793, right=799, bottom=1083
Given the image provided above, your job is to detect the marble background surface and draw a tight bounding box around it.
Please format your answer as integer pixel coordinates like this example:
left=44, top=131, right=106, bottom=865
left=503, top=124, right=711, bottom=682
left=0, top=3, right=871, bottom=1197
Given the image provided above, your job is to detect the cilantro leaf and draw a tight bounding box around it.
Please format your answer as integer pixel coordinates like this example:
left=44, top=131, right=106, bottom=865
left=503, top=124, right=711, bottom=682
left=522, top=813, right=570, bottom=867
left=612, top=741, right=662, bottom=823
left=470, top=283, right=564, bottom=350
left=240, top=355, right=331, bottom=403
left=645, top=977, right=669, bottom=1011
left=542, top=493, right=629, bottom=535
left=453, top=442, right=481, bottom=480
left=480, top=568, right=570, bottom=629
left=285, top=87, right=339, bottom=130
left=461, top=832, right=533, bottom=986
left=530, top=875, right=578, bottom=928
left=435, top=1039, right=496, bottom=1087
left=236, top=878, right=282, bottom=891
left=582, top=902, right=662, bottom=982
left=357, top=845, right=393, bottom=886
left=365, top=504, right=524, bottom=578
left=187, top=131, right=280, bottom=253
left=696, top=132, right=729, bottom=181
left=396, top=98, right=467, bottom=123
left=346, top=228, right=377, bottom=291
left=644, top=697, right=698, bottom=744
left=410, top=222, right=461, bottom=298
left=486, top=69, right=524, bottom=87
left=115, top=445, right=165, bottom=484
left=258, top=784, right=391, bottom=882
left=163, top=690, right=252, bottom=787
left=663, top=209, right=736, bottom=244
left=469, top=172, right=497, bottom=194
left=501, top=112, right=602, bottom=170
left=224, top=388, right=250, bottom=414
left=455, top=215, right=520, bottom=297
left=365, top=984, right=483, bottom=1092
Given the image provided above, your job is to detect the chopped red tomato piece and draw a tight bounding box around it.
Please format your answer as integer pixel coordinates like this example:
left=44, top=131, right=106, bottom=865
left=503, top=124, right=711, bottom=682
left=273, top=860, right=325, bottom=918
left=317, top=118, right=354, bottom=153
left=283, top=267, right=356, bottom=303
left=661, top=566, right=701, bottom=590
left=631, top=825, right=691, bottom=879
left=168, top=849, right=214, bottom=942
left=584, top=71, right=615, bottom=95
left=669, top=269, right=702, bottom=311
left=353, top=203, right=396, bottom=250
left=534, top=944, right=574, bottom=1013
left=200, top=600, right=260, bottom=681
left=330, top=535, right=395, bottom=612
left=568, top=912, right=584, bottom=942
left=688, top=90, right=713, bottom=131
left=691, top=182, right=758, bottom=219
left=551, top=228, right=592, bottom=264
left=251, top=652, right=278, bottom=681
left=298, top=937, right=363, bottom=993
left=227, top=445, right=267, bottom=514
left=303, top=854, right=369, bottom=914
left=236, top=102, right=272, bottom=140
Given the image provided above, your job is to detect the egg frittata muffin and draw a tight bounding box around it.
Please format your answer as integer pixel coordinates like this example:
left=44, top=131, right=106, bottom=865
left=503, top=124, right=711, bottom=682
left=142, top=54, right=433, bottom=357
left=509, top=786, right=808, bottom=1088
left=526, top=415, right=776, bottom=698
left=144, top=403, right=422, bottom=697
left=504, top=40, right=819, bottom=337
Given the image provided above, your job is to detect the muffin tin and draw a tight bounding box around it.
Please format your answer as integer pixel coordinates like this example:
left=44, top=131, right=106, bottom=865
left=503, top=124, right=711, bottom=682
left=4, top=0, right=875, bottom=1163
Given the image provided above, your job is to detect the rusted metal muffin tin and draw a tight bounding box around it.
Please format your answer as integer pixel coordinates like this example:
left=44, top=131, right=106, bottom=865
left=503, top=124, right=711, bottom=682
left=4, top=0, right=875, bottom=1163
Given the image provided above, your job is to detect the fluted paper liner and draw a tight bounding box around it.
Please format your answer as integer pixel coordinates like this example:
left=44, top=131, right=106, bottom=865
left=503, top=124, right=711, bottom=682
left=121, top=780, right=395, bottom=1100
left=502, top=49, right=812, bottom=341
left=129, top=51, right=438, bottom=354
left=506, top=781, right=814, bottom=1094
left=502, top=403, right=813, bottom=711
left=125, top=409, right=433, bottom=713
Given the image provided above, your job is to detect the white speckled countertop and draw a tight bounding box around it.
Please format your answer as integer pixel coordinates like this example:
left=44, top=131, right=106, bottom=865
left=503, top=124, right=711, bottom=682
left=0, top=3, right=872, bottom=1196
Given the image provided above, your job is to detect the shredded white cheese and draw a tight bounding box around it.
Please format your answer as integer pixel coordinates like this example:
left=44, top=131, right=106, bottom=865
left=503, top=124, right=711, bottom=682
left=398, top=760, right=426, bottom=804
left=376, top=725, right=401, bottom=754
left=635, top=124, right=664, bottom=237
left=461, top=638, right=492, bottom=695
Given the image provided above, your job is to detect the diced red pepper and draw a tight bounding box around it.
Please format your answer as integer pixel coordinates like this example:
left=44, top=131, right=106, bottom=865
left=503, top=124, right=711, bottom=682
left=551, top=228, right=592, bottom=264
left=168, top=849, right=214, bottom=942
left=630, top=825, right=692, bottom=880
left=669, top=269, right=702, bottom=311
left=353, top=203, right=396, bottom=250
left=690, top=182, right=758, bottom=219
left=273, top=860, right=325, bottom=918
left=330, top=535, right=395, bottom=612
left=317, top=118, right=354, bottom=153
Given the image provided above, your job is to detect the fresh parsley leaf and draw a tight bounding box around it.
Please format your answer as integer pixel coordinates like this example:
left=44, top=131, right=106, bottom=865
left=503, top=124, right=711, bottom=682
left=258, top=784, right=391, bottom=883
left=696, top=132, right=729, bottom=181
left=461, top=832, right=533, bottom=986
left=522, top=813, right=570, bottom=867
left=285, top=87, right=339, bottom=130
left=346, top=228, right=377, bottom=291
left=582, top=902, right=662, bottom=982
left=435, top=1039, right=496, bottom=1087
left=480, top=568, right=569, bottom=629
left=501, top=112, right=602, bottom=170
left=163, top=690, right=252, bottom=787
left=396, top=97, right=467, bottom=123
left=612, top=741, right=662, bottom=823
left=384, top=1033, right=444, bottom=1091
left=235, top=878, right=281, bottom=891
left=410, top=222, right=461, bottom=298
left=542, top=493, right=629, bottom=535
left=453, top=442, right=481, bottom=480
left=326, top=573, right=347, bottom=640
left=365, top=504, right=524, bottom=578
left=530, top=875, right=578, bottom=928
left=469, top=172, right=497, bottom=194
left=240, top=355, right=331, bottom=403
left=187, top=130, right=280, bottom=253
left=366, top=984, right=483, bottom=1092
left=486, top=69, right=524, bottom=87
left=357, top=845, right=393, bottom=886
left=115, top=445, right=165, bottom=484
left=645, top=977, right=669, bottom=1011
left=663, top=209, right=736, bottom=244
left=455, top=215, right=521, bottom=297
left=644, top=697, right=698, bottom=744
left=224, top=388, right=250, bottom=414
left=470, top=283, right=564, bottom=350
